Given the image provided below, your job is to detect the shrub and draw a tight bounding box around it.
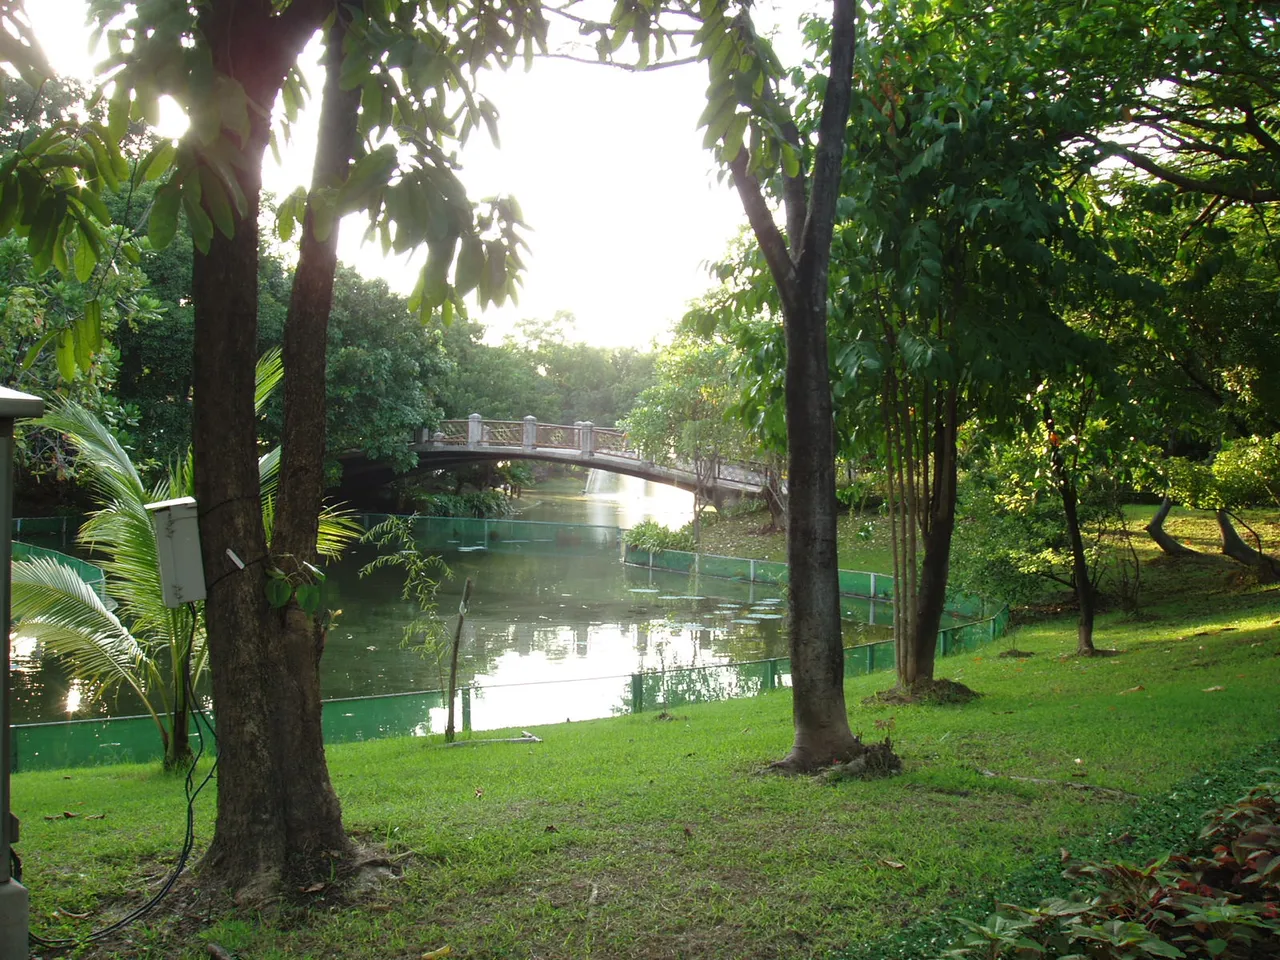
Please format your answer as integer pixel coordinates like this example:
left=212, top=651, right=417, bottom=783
left=934, top=781, right=1280, bottom=959
left=623, top=519, right=697, bottom=552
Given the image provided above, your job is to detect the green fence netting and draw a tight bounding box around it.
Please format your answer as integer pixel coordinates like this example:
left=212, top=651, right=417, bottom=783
left=361, top=514, right=621, bottom=553
left=10, top=518, right=1011, bottom=772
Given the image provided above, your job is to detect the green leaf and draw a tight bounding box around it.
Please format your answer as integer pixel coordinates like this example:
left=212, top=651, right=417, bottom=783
left=780, top=142, right=801, bottom=179
left=148, top=181, right=182, bottom=250
left=199, top=166, right=236, bottom=240
left=295, top=583, right=322, bottom=616
left=264, top=577, right=292, bottom=609
left=139, top=141, right=177, bottom=183
left=55, top=328, right=77, bottom=382
left=73, top=224, right=97, bottom=284
left=455, top=236, right=484, bottom=296
left=183, top=190, right=215, bottom=254
left=73, top=315, right=92, bottom=372
left=83, top=299, right=103, bottom=354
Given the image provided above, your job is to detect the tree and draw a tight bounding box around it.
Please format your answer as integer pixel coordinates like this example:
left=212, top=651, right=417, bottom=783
left=668, top=0, right=864, bottom=770
left=85, top=0, right=547, bottom=894
left=622, top=337, right=754, bottom=541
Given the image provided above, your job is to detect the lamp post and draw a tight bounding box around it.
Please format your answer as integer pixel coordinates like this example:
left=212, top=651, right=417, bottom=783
left=0, top=386, right=42, bottom=955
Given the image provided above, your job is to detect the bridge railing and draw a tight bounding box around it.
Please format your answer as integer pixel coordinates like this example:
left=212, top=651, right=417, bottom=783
left=415, top=416, right=776, bottom=492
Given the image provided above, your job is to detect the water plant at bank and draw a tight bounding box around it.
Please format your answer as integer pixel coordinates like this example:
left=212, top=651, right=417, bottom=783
left=622, top=518, right=697, bottom=552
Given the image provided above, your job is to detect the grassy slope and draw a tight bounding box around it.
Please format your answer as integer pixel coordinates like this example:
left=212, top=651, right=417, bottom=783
left=15, top=539, right=1280, bottom=958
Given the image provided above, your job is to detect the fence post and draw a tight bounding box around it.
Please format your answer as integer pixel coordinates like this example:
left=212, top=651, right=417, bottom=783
left=866, top=645, right=874, bottom=673
left=766, top=659, right=776, bottom=691
left=467, top=413, right=483, bottom=449
left=461, top=687, right=471, bottom=732
left=630, top=673, right=644, bottom=714
left=522, top=416, right=537, bottom=450
left=749, top=558, right=755, bottom=583
left=869, top=572, right=877, bottom=598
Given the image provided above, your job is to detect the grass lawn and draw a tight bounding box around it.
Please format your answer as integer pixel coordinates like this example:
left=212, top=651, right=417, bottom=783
left=14, top=533, right=1280, bottom=959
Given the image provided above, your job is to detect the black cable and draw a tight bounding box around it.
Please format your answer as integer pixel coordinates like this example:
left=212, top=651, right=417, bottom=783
left=29, top=603, right=218, bottom=948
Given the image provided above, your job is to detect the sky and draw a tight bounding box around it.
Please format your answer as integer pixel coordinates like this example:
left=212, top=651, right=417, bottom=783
left=28, top=1, right=814, bottom=349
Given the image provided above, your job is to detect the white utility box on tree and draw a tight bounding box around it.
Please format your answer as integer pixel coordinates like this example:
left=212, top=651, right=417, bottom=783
left=145, top=497, right=206, bottom=608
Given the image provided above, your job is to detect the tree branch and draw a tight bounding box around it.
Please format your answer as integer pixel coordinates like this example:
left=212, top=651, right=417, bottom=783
left=1087, top=135, right=1280, bottom=203
left=797, top=0, right=857, bottom=281
left=538, top=51, right=698, bottom=71
left=728, top=149, right=797, bottom=310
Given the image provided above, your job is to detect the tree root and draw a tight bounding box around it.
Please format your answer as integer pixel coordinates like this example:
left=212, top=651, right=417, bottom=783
left=767, top=735, right=903, bottom=779
left=817, top=738, right=903, bottom=782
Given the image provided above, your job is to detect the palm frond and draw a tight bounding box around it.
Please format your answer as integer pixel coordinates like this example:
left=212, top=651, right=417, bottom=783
left=317, top=502, right=364, bottom=559
left=10, top=558, right=161, bottom=726
left=256, top=346, right=284, bottom=414
left=35, top=399, right=147, bottom=509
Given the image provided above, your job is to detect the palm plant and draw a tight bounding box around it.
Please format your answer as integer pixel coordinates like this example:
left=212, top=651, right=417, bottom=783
left=11, top=350, right=361, bottom=768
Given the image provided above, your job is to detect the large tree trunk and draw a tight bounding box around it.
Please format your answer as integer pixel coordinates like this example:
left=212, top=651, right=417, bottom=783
left=1145, top=497, right=1198, bottom=556
left=901, top=391, right=959, bottom=687
left=191, top=0, right=343, bottom=899
left=729, top=0, right=860, bottom=773
left=776, top=293, right=860, bottom=769
left=1216, top=509, right=1280, bottom=583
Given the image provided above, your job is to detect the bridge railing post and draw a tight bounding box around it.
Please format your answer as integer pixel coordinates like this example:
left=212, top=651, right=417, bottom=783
left=522, top=416, right=537, bottom=451
left=467, top=413, right=483, bottom=449
left=581, top=421, right=594, bottom=457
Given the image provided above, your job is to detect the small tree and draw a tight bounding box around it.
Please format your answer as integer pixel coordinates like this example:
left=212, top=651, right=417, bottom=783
left=622, top=339, right=753, bottom=544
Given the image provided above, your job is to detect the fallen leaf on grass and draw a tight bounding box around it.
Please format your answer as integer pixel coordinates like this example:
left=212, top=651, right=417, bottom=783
left=474, top=788, right=484, bottom=799
left=544, top=824, right=558, bottom=833
left=58, top=908, right=91, bottom=919
left=1118, top=685, right=1145, bottom=695
left=878, top=859, right=906, bottom=870
left=1060, top=848, right=1071, bottom=862
left=421, top=947, right=452, bottom=959
left=207, top=945, right=235, bottom=960
left=298, top=882, right=326, bottom=894
left=1203, top=685, right=1226, bottom=693
left=87, top=814, right=106, bottom=820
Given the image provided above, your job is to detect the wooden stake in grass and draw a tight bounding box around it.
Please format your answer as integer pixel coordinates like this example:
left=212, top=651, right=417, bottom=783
left=445, top=578, right=473, bottom=744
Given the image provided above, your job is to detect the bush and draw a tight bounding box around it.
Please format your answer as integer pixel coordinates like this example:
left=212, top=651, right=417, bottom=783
left=934, top=780, right=1280, bottom=960
left=411, top=491, right=512, bottom=519
left=623, top=519, right=697, bottom=552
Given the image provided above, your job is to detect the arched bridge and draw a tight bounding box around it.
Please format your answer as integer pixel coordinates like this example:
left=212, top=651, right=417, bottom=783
left=338, top=415, right=778, bottom=497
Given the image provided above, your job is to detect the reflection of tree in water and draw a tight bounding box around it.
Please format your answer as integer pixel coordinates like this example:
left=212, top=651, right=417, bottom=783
left=620, top=659, right=775, bottom=715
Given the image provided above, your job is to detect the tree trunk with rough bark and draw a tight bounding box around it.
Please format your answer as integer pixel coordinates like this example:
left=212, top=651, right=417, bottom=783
left=725, top=0, right=862, bottom=772
left=1145, top=497, right=1198, bottom=556
left=190, top=0, right=348, bottom=899
left=899, top=395, right=959, bottom=688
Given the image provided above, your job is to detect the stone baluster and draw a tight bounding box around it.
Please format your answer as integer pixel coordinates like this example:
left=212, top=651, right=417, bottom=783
left=523, top=416, right=537, bottom=451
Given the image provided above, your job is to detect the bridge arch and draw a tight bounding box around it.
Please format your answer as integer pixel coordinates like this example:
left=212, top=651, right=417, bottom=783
left=337, top=414, right=776, bottom=501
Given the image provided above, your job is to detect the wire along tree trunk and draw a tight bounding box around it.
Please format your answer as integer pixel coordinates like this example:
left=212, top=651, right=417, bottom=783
left=191, top=0, right=350, bottom=899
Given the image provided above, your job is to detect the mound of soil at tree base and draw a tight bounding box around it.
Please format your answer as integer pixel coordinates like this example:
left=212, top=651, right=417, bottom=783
left=818, top=737, right=903, bottom=782
left=998, top=648, right=1037, bottom=659
left=864, top=678, right=981, bottom=706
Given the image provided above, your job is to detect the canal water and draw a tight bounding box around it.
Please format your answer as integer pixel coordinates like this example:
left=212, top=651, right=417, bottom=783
left=11, top=474, right=891, bottom=732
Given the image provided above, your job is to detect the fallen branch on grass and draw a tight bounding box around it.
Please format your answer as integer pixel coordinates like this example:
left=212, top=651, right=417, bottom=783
left=978, top=769, right=1141, bottom=800
left=444, top=731, right=543, bottom=747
